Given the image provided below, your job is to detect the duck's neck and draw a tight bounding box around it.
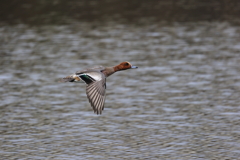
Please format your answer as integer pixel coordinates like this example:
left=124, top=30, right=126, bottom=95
left=102, top=67, right=116, bottom=77
left=114, top=65, right=122, bottom=72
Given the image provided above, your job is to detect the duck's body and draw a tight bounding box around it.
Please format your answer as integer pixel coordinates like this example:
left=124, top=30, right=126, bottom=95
left=60, top=61, right=138, bottom=114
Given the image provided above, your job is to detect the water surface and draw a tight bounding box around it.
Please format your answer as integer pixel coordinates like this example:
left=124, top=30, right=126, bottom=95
left=1, top=21, right=240, bottom=159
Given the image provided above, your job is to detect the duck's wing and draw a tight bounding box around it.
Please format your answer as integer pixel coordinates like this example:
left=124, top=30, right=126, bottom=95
left=78, top=71, right=106, bottom=114
left=75, top=66, right=105, bottom=75
left=85, top=76, right=106, bottom=114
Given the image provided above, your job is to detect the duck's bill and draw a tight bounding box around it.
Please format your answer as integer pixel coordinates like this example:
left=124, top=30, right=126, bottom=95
left=131, top=66, right=138, bottom=69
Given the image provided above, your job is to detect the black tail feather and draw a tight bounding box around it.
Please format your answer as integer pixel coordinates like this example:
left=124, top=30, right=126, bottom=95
left=59, top=77, right=75, bottom=82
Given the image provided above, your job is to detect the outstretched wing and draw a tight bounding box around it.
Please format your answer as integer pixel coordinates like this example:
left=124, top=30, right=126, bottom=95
left=75, top=66, right=105, bottom=75
left=86, top=78, right=106, bottom=114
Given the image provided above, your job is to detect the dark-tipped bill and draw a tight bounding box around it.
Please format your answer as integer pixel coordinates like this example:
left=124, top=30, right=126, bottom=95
left=131, top=66, right=138, bottom=69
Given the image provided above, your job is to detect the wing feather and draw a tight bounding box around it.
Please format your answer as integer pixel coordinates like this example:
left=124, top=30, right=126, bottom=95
left=86, top=77, right=106, bottom=114
left=76, top=66, right=105, bottom=75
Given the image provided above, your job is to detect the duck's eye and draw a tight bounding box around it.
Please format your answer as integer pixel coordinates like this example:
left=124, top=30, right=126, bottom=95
left=125, top=63, right=129, bottom=66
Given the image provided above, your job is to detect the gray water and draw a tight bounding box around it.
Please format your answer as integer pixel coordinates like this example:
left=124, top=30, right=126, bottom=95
left=1, top=21, right=240, bottom=159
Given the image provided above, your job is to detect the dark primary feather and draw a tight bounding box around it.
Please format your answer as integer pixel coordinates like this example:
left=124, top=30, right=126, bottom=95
left=86, top=78, right=106, bottom=114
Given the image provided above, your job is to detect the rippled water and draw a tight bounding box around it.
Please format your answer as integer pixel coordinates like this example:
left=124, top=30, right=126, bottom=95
left=1, top=21, right=240, bottom=159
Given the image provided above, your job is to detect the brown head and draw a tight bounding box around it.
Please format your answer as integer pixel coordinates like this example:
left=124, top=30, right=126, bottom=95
left=113, top=61, right=138, bottom=72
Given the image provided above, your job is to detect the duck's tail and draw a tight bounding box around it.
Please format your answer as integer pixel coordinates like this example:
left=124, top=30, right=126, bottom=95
left=58, top=74, right=81, bottom=83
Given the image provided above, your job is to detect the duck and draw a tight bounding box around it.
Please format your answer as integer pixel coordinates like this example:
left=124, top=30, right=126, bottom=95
left=60, top=61, right=138, bottom=114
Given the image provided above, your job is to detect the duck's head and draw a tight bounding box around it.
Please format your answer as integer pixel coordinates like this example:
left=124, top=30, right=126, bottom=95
left=114, top=61, right=138, bottom=71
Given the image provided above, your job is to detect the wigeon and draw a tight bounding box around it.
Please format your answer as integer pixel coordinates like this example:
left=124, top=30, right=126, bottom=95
left=60, top=61, right=138, bottom=114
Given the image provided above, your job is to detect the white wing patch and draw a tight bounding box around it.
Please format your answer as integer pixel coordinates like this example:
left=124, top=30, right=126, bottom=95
left=85, top=72, right=102, bottom=81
